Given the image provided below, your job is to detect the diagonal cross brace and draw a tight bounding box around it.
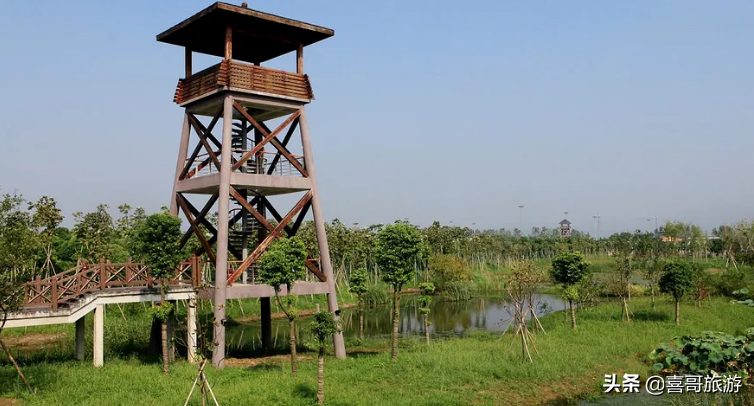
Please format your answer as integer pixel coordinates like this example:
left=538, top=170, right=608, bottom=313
left=227, top=191, right=313, bottom=285
left=231, top=102, right=307, bottom=176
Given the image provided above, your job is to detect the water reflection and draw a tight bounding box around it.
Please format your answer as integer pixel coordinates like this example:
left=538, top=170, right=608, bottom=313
left=225, top=294, right=564, bottom=355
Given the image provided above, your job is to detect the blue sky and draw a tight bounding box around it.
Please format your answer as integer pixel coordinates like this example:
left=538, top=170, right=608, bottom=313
left=1, top=1, right=752, bottom=236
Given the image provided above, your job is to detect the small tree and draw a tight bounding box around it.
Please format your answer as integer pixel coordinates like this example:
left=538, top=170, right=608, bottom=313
left=348, top=268, right=369, bottom=344
left=133, top=212, right=184, bottom=374
left=550, top=252, right=589, bottom=330
left=374, top=221, right=423, bottom=360
left=0, top=271, right=32, bottom=392
left=28, top=196, right=63, bottom=277
left=659, top=260, right=695, bottom=325
left=310, top=311, right=341, bottom=405
left=258, top=237, right=307, bottom=376
left=418, top=282, right=435, bottom=345
left=609, top=256, right=633, bottom=322
left=505, top=260, right=545, bottom=363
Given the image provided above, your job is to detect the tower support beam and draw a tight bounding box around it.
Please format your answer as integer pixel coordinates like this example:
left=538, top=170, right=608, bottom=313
left=298, top=107, right=346, bottom=359
left=212, top=94, right=235, bottom=369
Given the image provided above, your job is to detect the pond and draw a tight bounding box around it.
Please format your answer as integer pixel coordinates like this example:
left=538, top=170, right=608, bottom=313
left=225, top=294, right=565, bottom=355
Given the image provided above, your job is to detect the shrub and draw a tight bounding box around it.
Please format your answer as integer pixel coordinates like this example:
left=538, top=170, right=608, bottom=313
left=710, top=267, right=754, bottom=297
left=428, top=255, right=472, bottom=288
left=362, top=283, right=390, bottom=306
left=629, top=284, right=646, bottom=297
left=649, top=329, right=754, bottom=379
left=438, top=281, right=473, bottom=302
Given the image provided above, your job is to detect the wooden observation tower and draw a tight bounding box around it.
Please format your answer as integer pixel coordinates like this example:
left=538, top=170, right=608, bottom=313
left=157, top=2, right=344, bottom=367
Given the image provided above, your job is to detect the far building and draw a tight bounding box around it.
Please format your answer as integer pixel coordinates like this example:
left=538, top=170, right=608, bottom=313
left=559, top=219, right=572, bottom=237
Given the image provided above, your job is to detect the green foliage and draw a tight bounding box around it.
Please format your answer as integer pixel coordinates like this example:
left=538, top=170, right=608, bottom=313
left=428, top=254, right=472, bottom=288
left=73, top=204, right=115, bottom=261
left=438, top=281, right=473, bottom=302
left=418, top=282, right=435, bottom=314
left=649, top=329, right=754, bottom=378
left=149, top=302, right=175, bottom=322
left=258, top=237, right=308, bottom=292
left=550, top=251, right=589, bottom=288
left=348, top=268, right=369, bottom=296
left=374, top=222, right=423, bottom=291
left=0, top=190, right=40, bottom=274
left=132, top=212, right=184, bottom=281
left=575, top=272, right=603, bottom=309
left=310, top=311, right=341, bottom=346
left=362, top=283, right=390, bottom=306
left=659, top=260, right=695, bottom=300
left=712, top=268, right=754, bottom=297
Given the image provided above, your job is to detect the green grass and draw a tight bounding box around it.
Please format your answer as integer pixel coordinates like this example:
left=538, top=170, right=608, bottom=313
left=3, top=296, right=754, bottom=405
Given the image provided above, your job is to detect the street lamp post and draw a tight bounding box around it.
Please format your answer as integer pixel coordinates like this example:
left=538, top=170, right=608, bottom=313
left=592, top=215, right=601, bottom=240
left=518, top=205, right=524, bottom=234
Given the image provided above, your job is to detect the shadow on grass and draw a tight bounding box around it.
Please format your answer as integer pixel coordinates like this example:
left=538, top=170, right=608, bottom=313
left=245, top=363, right=283, bottom=372
left=631, top=310, right=671, bottom=322
left=292, top=383, right=316, bottom=399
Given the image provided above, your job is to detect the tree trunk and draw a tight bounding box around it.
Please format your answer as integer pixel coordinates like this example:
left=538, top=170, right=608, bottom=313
left=423, top=314, right=430, bottom=345
left=162, top=321, right=169, bottom=374
left=161, top=283, right=169, bottom=374
left=563, top=299, right=568, bottom=323
left=290, top=318, right=297, bottom=376
left=0, top=338, right=32, bottom=392
left=392, top=288, right=400, bottom=360
left=317, top=346, right=325, bottom=404
left=569, top=300, right=577, bottom=330
left=675, top=299, right=680, bottom=325
left=358, top=296, right=364, bottom=344
left=650, top=285, right=656, bottom=309
left=622, top=296, right=631, bottom=322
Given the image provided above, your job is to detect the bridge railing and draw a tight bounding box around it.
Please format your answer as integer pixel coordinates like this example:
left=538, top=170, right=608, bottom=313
left=23, top=257, right=200, bottom=311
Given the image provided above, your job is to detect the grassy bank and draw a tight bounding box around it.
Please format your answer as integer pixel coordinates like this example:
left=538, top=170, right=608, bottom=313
left=3, top=296, right=754, bottom=405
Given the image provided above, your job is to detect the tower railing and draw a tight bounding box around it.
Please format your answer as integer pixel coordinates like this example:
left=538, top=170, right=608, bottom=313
left=174, top=60, right=315, bottom=104
left=185, top=151, right=305, bottom=178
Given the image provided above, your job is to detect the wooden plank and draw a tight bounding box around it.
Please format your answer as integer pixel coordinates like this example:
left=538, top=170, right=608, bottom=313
left=227, top=191, right=313, bottom=285
left=305, top=259, right=326, bottom=282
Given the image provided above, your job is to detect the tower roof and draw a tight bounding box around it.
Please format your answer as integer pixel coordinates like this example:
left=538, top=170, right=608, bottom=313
left=156, top=2, right=334, bottom=64
left=559, top=219, right=571, bottom=225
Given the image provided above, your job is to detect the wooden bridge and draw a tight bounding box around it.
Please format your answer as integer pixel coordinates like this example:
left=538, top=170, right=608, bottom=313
left=6, top=256, right=332, bottom=367
left=6, top=258, right=204, bottom=367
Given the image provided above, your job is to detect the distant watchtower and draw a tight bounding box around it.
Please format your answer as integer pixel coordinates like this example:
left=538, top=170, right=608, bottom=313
left=559, top=219, right=572, bottom=237
left=157, top=2, right=344, bottom=368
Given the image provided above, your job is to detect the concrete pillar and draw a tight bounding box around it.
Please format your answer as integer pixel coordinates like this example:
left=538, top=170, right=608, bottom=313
left=93, top=304, right=105, bottom=367
left=187, top=295, right=198, bottom=363
left=75, top=316, right=86, bottom=361
left=212, top=95, right=234, bottom=369
left=260, top=297, right=272, bottom=352
left=298, top=108, right=346, bottom=359
left=170, top=114, right=191, bottom=216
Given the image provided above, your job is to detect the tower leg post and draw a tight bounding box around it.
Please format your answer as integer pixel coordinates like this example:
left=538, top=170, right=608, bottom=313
left=298, top=108, right=346, bottom=359
left=93, top=304, right=105, bottom=367
left=75, top=316, right=86, bottom=361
